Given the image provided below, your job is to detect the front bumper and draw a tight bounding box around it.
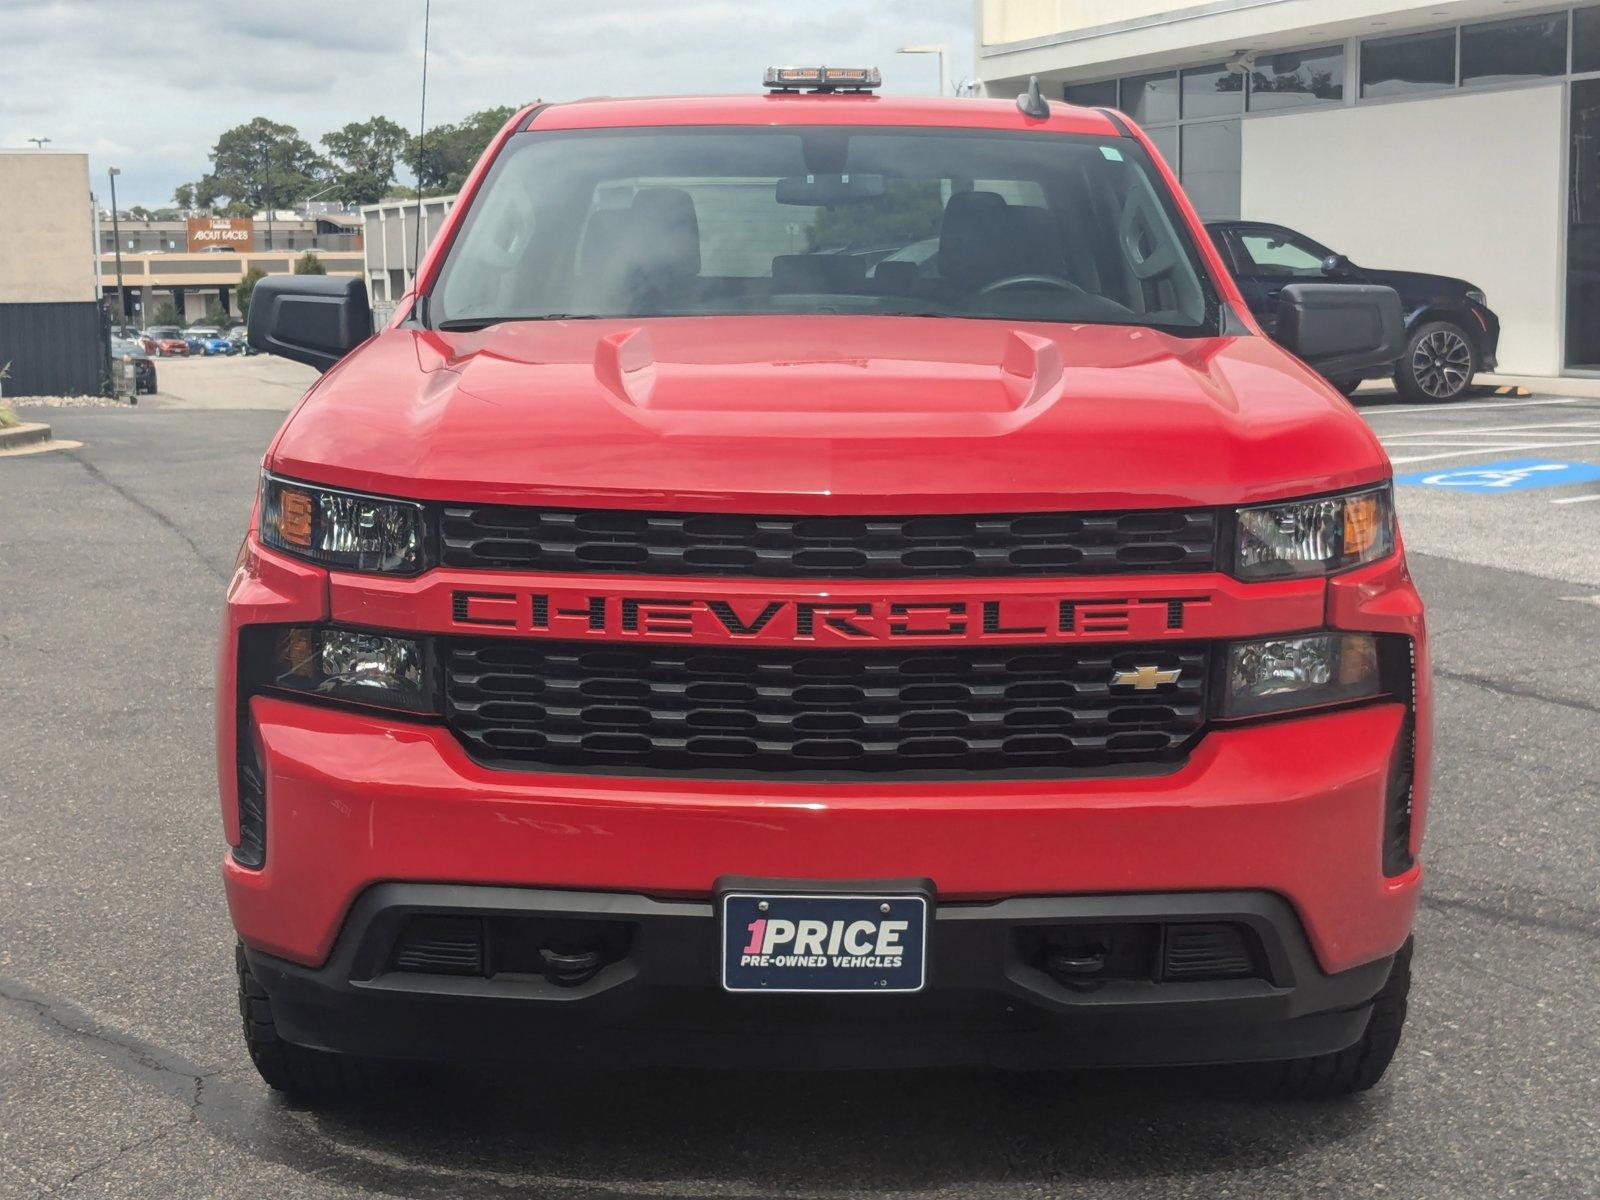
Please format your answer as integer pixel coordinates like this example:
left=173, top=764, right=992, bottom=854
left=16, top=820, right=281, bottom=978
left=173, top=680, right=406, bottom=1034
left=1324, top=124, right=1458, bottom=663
left=219, top=541, right=1429, bottom=1002
left=244, top=882, right=1396, bottom=1069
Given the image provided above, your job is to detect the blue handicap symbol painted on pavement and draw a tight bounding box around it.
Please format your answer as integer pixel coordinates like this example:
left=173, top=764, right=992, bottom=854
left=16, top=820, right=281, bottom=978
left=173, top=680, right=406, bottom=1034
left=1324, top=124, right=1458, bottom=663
left=1393, top=458, right=1600, bottom=494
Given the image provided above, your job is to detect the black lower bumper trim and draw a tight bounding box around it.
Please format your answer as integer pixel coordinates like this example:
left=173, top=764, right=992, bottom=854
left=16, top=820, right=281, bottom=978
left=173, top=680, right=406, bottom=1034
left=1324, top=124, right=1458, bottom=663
left=245, top=884, right=1396, bottom=1070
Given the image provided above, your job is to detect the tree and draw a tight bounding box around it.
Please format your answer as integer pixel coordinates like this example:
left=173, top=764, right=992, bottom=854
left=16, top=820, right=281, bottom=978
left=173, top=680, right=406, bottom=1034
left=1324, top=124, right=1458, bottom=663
left=129, top=205, right=153, bottom=221
left=806, top=180, right=944, bottom=252
left=322, top=116, right=409, bottom=206
left=148, top=301, right=181, bottom=327
left=236, top=266, right=266, bottom=318
left=172, top=183, right=197, bottom=212
left=401, top=105, right=519, bottom=195
left=183, top=118, right=330, bottom=216
left=293, top=253, right=326, bottom=276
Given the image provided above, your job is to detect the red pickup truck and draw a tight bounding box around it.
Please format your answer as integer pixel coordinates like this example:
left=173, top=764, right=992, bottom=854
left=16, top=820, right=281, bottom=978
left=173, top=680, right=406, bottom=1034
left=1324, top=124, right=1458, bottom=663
left=224, top=69, right=1426, bottom=1104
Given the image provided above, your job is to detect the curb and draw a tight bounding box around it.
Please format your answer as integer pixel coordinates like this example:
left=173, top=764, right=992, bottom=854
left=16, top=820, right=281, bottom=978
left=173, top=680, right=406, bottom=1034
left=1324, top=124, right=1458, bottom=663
left=0, top=422, right=52, bottom=451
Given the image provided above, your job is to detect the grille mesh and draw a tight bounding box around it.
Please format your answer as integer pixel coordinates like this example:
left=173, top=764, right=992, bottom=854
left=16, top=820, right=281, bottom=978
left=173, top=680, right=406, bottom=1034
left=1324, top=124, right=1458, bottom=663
left=439, top=506, right=1218, bottom=578
left=444, top=639, right=1209, bottom=776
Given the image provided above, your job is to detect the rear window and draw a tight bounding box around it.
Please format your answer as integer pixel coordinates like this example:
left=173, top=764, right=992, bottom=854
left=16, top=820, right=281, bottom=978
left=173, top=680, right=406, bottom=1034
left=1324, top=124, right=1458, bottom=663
left=431, top=125, right=1220, bottom=335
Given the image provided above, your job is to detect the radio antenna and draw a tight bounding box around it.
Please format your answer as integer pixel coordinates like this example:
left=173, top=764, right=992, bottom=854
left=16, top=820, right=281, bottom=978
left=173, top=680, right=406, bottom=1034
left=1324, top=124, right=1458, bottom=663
left=412, top=0, right=432, bottom=278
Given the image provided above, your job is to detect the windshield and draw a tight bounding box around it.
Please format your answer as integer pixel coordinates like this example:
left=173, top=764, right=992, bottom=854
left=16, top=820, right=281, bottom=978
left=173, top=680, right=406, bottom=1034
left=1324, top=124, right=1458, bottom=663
left=431, top=126, right=1220, bottom=335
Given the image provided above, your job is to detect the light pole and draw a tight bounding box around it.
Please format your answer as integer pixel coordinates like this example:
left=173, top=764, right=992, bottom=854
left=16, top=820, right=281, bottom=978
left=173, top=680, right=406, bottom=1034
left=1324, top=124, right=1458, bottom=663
left=897, top=43, right=948, bottom=97
left=108, top=167, right=127, bottom=328
left=27, top=136, right=51, bottom=149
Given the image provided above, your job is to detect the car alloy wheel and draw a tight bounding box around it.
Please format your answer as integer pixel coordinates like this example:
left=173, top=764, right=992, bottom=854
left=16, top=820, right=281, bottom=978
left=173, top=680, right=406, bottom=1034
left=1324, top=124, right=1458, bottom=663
left=1410, top=327, right=1473, bottom=400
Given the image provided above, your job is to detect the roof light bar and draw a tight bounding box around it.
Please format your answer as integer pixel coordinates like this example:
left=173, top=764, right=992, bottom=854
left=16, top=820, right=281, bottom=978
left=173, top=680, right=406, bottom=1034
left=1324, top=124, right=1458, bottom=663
left=764, top=66, right=882, bottom=93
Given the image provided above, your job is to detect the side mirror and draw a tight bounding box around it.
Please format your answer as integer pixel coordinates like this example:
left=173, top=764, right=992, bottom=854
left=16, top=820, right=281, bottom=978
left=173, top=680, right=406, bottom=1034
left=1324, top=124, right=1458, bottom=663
left=1321, top=253, right=1353, bottom=279
left=247, top=274, right=372, bottom=372
left=1275, top=283, right=1403, bottom=380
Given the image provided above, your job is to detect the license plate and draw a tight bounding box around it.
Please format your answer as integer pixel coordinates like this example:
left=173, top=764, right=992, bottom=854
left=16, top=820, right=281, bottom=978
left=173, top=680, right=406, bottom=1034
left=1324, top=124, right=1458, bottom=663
left=721, top=892, right=927, bottom=993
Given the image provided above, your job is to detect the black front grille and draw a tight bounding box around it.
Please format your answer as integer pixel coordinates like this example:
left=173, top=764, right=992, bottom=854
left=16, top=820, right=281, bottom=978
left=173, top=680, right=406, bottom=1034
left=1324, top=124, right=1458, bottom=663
left=439, top=505, right=1218, bottom=578
left=444, top=639, right=1210, bottom=776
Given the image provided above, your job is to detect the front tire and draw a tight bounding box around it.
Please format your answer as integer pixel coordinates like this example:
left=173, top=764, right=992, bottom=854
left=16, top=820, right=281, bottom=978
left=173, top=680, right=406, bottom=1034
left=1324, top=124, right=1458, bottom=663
left=1269, top=937, right=1412, bottom=1098
left=236, top=942, right=385, bottom=1105
left=1396, top=321, right=1476, bottom=402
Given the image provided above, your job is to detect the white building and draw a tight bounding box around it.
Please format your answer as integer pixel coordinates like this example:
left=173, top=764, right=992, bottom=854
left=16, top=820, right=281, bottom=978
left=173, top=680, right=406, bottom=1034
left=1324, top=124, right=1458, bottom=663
left=977, top=1, right=1600, bottom=377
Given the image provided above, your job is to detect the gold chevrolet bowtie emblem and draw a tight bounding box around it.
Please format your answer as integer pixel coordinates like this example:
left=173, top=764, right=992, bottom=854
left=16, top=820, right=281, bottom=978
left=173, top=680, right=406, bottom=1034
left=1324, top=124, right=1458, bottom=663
left=1111, top=665, right=1182, bottom=690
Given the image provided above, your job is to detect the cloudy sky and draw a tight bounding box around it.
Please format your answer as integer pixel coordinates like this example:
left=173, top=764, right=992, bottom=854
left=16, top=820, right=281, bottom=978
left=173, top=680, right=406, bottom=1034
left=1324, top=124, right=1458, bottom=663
left=0, top=0, right=975, bottom=209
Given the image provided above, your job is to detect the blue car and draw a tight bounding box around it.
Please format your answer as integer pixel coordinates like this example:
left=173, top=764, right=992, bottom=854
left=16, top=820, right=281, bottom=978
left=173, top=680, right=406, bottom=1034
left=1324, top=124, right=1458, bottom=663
left=183, top=326, right=234, bottom=356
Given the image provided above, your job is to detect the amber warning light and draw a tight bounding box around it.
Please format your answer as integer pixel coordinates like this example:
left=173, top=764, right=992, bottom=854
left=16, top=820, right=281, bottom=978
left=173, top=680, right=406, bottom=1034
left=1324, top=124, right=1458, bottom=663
left=764, top=66, right=882, bottom=92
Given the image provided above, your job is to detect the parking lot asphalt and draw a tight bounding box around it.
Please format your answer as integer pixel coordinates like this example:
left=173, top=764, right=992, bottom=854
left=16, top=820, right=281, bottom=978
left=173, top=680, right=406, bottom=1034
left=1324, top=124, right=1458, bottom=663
left=1, top=365, right=1597, bottom=1199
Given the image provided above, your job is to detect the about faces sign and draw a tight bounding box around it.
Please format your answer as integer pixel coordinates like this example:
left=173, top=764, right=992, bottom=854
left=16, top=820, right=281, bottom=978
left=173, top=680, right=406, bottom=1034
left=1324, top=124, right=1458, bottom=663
left=186, top=217, right=255, bottom=253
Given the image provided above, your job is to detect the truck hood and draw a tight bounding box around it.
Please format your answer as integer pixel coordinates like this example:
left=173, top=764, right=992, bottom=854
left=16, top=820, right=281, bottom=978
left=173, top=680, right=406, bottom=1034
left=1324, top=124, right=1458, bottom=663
left=267, top=316, right=1388, bottom=512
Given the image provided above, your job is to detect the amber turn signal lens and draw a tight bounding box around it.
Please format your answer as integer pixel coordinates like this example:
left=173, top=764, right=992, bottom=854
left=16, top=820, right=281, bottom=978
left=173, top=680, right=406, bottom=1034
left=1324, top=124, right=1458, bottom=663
left=1343, top=492, right=1383, bottom=558
left=276, top=627, right=316, bottom=679
left=278, top=486, right=314, bottom=548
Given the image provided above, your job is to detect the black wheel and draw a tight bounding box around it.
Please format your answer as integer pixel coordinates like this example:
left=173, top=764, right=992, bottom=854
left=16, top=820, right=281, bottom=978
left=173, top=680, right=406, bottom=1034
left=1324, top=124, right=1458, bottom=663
left=1269, top=937, right=1412, bottom=1098
left=1396, top=321, right=1476, bottom=402
left=236, top=942, right=385, bottom=1104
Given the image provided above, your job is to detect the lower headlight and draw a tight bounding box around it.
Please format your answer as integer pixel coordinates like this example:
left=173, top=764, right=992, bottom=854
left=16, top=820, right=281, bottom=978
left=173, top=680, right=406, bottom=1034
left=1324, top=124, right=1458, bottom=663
left=246, top=626, right=437, bottom=713
left=1217, top=632, right=1384, bottom=719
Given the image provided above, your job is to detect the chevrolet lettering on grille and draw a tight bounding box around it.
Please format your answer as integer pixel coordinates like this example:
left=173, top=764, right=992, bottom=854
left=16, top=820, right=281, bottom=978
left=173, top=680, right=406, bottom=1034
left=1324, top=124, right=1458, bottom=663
left=449, top=589, right=1211, bottom=644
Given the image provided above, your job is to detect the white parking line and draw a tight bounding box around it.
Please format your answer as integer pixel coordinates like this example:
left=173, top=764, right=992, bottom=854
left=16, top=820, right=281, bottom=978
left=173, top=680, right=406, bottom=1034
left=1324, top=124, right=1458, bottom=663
left=1386, top=439, right=1600, bottom=465
left=1379, top=420, right=1600, bottom=440
left=1550, top=493, right=1600, bottom=506
left=1360, top=396, right=1596, bottom=416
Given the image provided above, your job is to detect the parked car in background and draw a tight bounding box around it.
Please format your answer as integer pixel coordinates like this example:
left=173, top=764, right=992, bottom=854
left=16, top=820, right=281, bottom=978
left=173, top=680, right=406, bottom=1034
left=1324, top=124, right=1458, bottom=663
left=144, top=326, right=190, bottom=357
left=110, top=335, right=157, bottom=394
left=227, top=326, right=256, bottom=356
left=184, top=326, right=234, bottom=356
left=1206, top=221, right=1499, bottom=402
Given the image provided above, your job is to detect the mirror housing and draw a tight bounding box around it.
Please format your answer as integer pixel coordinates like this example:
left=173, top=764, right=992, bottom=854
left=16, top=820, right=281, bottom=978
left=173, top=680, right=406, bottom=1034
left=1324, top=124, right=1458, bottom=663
left=247, top=274, right=373, bottom=372
left=775, top=173, right=886, bottom=206
left=1275, top=283, right=1403, bottom=380
left=1321, top=253, right=1353, bottom=279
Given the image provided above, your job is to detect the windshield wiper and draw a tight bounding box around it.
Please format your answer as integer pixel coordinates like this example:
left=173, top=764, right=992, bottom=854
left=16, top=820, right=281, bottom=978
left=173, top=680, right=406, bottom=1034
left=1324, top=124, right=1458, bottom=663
left=434, top=314, right=597, bottom=331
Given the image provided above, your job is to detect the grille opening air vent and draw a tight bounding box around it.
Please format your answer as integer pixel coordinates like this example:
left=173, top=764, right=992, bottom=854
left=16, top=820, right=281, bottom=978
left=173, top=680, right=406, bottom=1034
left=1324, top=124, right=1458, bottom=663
left=1161, top=923, right=1261, bottom=981
left=444, top=639, right=1210, bottom=777
left=439, top=505, right=1218, bottom=579
left=389, top=914, right=635, bottom=986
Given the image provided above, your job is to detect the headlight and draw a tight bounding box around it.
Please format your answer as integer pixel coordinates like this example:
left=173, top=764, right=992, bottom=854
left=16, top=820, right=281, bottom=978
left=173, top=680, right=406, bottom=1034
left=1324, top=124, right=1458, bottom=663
left=1232, top=486, right=1393, bottom=580
left=1217, top=632, right=1385, bottom=718
left=1465, top=289, right=1486, bottom=306
left=245, top=626, right=437, bottom=713
left=259, top=473, right=427, bottom=575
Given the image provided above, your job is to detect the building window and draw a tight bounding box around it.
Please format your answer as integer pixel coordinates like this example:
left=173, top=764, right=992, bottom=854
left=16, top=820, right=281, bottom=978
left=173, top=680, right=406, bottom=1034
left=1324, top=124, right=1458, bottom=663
left=1144, top=125, right=1178, bottom=172
left=1248, top=44, right=1345, bottom=111
left=1181, top=63, right=1243, bottom=119
left=1574, top=6, right=1600, bottom=75
left=1119, top=71, right=1178, bottom=125
left=1180, top=120, right=1241, bottom=220
left=1460, top=14, right=1568, bottom=87
left=1361, top=29, right=1457, bottom=98
left=1063, top=79, right=1117, bottom=108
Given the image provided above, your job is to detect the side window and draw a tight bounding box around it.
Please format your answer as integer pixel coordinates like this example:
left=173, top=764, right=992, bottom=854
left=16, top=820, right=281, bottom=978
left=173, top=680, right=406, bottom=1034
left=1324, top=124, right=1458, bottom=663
left=1234, top=229, right=1327, bottom=277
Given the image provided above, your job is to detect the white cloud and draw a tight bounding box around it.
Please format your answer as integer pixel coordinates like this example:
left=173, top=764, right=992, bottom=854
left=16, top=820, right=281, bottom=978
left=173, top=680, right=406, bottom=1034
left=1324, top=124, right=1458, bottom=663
left=0, top=0, right=973, bottom=208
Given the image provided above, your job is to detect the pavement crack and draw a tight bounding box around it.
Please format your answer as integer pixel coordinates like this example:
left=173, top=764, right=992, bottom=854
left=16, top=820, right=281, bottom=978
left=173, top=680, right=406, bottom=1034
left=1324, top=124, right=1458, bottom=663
left=64, top=450, right=232, bottom=584
left=1432, top=665, right=1600, bottom=717
left=47, top=1114, right=196, bottom=1194
left=1420, top=888, right=1600, bottom=940
left=0, top=975, right=224, bottom=1105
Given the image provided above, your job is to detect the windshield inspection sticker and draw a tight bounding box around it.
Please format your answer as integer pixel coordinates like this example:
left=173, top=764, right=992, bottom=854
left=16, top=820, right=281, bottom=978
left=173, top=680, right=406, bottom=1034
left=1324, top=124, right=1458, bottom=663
left=1394, top=458, right=1600, bottom=493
